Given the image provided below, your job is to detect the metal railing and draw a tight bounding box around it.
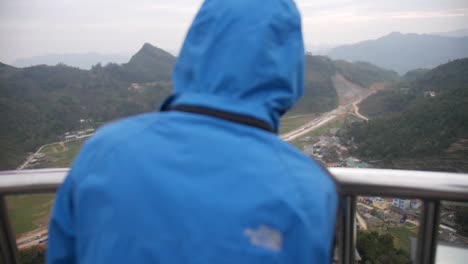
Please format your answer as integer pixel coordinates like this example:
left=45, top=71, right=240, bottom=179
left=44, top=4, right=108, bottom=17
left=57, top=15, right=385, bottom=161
left=1, top=168, right=468, bottom=264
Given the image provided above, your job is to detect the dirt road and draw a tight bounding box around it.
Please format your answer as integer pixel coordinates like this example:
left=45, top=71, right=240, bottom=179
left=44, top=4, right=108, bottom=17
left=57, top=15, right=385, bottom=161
left=281, top=108, right=343, bottom=142
left=281, top=92, right=374, bottom=142
left=16, top=143, right=54, bottom=170
left=352, top=101, right=369, bottom=121
left=280, top=76, right=380, bottom=142
left=356, top=212, right=368, bottom=230
left=16, top=226, right=48, bottom=250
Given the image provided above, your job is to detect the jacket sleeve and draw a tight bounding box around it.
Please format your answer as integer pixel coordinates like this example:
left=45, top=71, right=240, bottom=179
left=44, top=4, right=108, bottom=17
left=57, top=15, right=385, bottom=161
left=46, top=173, right=76, bottom=264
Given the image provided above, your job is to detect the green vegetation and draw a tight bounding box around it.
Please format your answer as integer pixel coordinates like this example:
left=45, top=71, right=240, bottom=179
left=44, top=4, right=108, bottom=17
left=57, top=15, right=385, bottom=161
left=290, top=119, right=344, bottom=149
left=454, top=205, right=468, bottom=237
left=36, top=140, right=84, bottom=168
left=18, top=246, right=45, bottom=264
left=357, top=231, right=412, bottom=264
left=279, top=114, right=316, bottom=134
left=1, top=48, right=398, bottom=170
left=334, top=60, right=398, bottom=88
left=387, top=226, right=417, bottom=251
left=292, top=56, right=338, bottom=114
left=291, top=55, right=397, bottom=115
left=348, top=58, right=468, bottom=162
left=403, top=222, right=417, bottom=229
left=293, top=119, right=343, bottom=141
left=358, top=90, right=412, bottom=119
left=6, top=194, right=54, bottom=235
left=0, top=44, right=174, bottom=170
left=303, top=119, right=344, bottom=138
left=402, top=68, right=430, bottom=82
left=6, top=140, right=84, bottom=235
left=121, top=43, right=175, bottom=83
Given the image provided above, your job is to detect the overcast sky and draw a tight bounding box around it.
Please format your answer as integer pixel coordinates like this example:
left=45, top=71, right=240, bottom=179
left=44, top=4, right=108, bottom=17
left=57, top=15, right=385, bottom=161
left=1, top=0, right=467, bottom=63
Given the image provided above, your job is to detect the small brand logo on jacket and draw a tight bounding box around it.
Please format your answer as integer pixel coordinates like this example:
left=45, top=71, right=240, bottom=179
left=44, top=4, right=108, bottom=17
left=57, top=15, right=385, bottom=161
left=244, top=225, right=283, bottom=252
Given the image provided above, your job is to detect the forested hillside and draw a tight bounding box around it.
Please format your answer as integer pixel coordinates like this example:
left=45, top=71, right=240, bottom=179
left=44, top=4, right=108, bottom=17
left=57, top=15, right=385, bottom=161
left=348, top=58, right=468, bottom=168
left=292, top=56, right=338, bottom=114
left=334, top=60, right=398, bottom=88
left=291, top=55, right=398, bottom=115
left=0, top=44, right=174, bottom=169
left=0, top=47, right=398, bottom=170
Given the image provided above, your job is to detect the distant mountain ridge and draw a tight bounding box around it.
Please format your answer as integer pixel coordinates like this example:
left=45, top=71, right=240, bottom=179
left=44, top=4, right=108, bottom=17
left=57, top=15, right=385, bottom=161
left=13, top=52, right=131, bottom=70
left=432, top=28, right=468, bottom=38
left=327, top=32, right=468, bottom=74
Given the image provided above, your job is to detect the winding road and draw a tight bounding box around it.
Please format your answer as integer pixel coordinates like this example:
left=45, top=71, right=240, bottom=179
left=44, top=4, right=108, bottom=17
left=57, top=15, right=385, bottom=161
left=281, top=93, right=372, bottom=142
left=352, top=101, right=369, bottom=121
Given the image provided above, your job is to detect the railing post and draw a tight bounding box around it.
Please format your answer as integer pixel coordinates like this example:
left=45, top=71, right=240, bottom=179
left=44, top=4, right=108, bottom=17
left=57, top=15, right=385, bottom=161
left=338, top=196, right=356, bottom=264
left=416, top=200, right=440, bottom=264
left=0, top=196, right=19, bottom=264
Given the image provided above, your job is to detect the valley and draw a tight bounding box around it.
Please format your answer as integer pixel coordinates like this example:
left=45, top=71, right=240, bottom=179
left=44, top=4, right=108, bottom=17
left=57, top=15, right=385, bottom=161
left=1, top=38, right=467, bottom=263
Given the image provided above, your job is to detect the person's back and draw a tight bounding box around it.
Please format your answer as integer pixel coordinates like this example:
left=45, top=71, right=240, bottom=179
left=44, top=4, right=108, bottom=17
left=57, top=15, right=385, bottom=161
left=47, top=0, right=338, bottom=263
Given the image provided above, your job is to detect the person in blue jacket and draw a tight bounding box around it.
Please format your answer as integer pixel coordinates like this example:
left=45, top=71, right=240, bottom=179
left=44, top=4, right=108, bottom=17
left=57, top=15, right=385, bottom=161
left=47, top=0, right=338, bottom=263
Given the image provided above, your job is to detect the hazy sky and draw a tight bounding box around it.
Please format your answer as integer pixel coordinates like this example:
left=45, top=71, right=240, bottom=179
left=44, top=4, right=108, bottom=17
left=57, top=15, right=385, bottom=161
left=1, top=0, right=468, bottom=63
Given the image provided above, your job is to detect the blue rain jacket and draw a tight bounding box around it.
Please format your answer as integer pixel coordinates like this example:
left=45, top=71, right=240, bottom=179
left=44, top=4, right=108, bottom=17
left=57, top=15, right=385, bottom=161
left=47, top=0, right=338, bottom=263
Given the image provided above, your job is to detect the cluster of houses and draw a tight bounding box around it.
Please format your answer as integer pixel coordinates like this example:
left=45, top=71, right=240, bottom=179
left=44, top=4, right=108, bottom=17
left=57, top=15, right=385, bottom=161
left=28, top=153, right=46, bottom=165
left=128, top=83, right=144, bottom=91
left=357, top=197, right=422, bottom=230
left=24, top=127, right=96, bottom=169
left=62, top=128, right=95, bottom=142
left=357, top=196, right=468, bottom=247
left=299, top=131, right=370, bottom=168
left=424, top=91, right=437, bottom=97
left=128, top=82, right=163, bottom=92
left=295, top=120, right=468, bottom=259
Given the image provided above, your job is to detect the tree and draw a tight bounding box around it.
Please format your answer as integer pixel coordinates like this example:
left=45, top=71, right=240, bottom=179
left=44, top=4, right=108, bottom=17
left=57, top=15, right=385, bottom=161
left=18, top=246, right=45, bottom=264
left=454, top=206, right=468, bottom=236
left=357, top=231, right=412, bottom=264
left=345, top=58, right=468, bottom=164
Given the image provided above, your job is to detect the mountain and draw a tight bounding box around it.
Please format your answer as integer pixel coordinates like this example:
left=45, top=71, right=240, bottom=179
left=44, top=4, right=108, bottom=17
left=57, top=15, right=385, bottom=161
left=433, top=28, right=468, bottom=38
left=327, top=32, right=468, bottom=74
left=0, top=43, right=175, bottom=169
left=305, top=43, right=337, bottom=55
left=0, top=45, right=396, bottom=170
left=292, top=56, right=339, bottom=114
left=291, top=55, right=398, bottom=114
left=333, top=60, right=398, bottom=88
left=401, top=68, right=430, bottom=82
left=121, top=43, right=176, bottom=82
left=13, top=52, right=130, bottom=70
left=347, top=58, right=468, bottom=172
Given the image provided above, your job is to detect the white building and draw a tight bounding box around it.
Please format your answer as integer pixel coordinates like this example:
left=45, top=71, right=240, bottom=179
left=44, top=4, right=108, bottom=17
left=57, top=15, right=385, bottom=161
left=65, top=135, right=76, bottom=142
left=410, top=200, right=422, bottom=209
left=392, top=198, right=411, bottom=209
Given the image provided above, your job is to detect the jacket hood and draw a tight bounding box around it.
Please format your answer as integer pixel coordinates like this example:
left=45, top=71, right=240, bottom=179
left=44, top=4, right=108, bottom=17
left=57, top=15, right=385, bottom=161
left=162, top=0, right=304, bottom=132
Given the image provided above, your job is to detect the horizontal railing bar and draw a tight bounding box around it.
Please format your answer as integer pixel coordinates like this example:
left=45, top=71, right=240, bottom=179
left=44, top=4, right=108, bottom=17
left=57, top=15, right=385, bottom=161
left=0, top=168, right=468, bottom=201
left=330, top=168, right=468, bottom=201
left=0, top=167, right=467, bottom=264
left=0, top=169, right=68, bottom=195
